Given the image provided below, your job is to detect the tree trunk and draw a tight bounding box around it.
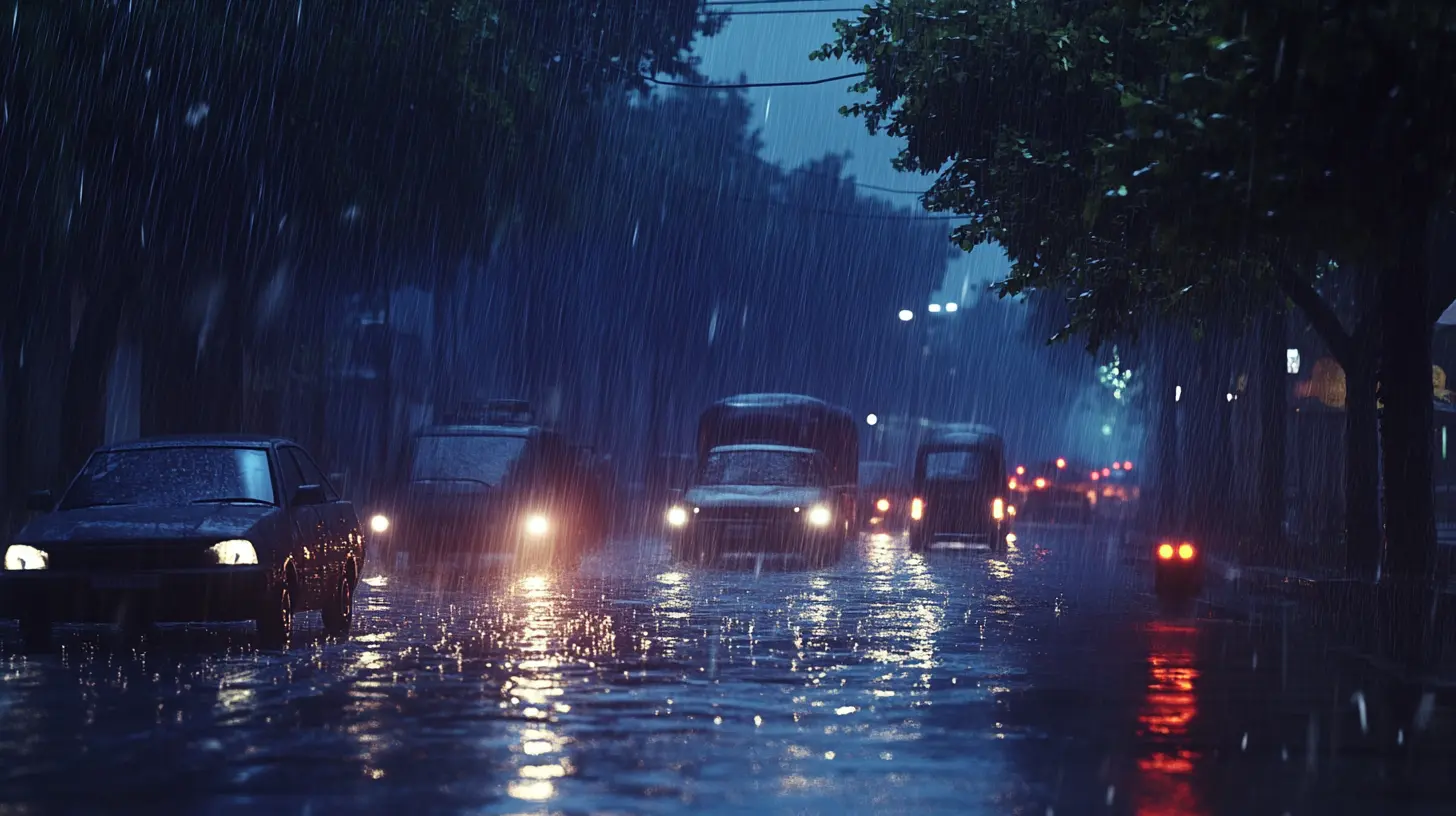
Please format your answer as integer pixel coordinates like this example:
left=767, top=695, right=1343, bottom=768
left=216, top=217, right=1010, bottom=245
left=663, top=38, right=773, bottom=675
left=1344, top=345, right=1382, bottom=578
left=59, top=283, right=130, bottom=476
left=1256, top=306, right=1288, bottom=564
left=1379, top=262, right=1437, bottom=582
left=1156, top=347, right=1180, bottom=532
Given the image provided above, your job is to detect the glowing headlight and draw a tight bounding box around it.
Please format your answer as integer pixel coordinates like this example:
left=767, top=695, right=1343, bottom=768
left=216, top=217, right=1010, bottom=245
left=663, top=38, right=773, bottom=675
left=209, top=539, right=258, bottom=566
left=4, top=544, right=49, bottom=570
left=666, top=506, right=689, bottom=527
left=369, top=513, right=390, bottom=534
left=806, top=505, right=833, bottom=527
left=524, top=514, right=551, bottom=538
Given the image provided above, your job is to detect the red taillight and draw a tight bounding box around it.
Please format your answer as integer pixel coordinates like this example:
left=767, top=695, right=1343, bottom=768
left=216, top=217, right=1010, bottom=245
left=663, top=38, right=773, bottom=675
left=1102, top=468, right=1111, bottom=477
left=1157, top=543, right=1175, bottom=560
left=1123, top=461, right=1133, bottom=471
left=1178, top=543, right=1195, bottom=560
left=910, top=498, right=924, bottom=521
left=876, top=498, right=891, bottom=513
left=992, top=497, right=1005, bottom=521
left=1091, top=471, right=1100, bottom=481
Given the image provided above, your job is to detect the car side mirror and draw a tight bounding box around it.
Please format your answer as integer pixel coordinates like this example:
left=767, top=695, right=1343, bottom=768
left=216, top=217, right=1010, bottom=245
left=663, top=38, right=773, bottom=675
left=26, top=490, right=54, bottom=513
left=294, top=484, right=327, bottom=506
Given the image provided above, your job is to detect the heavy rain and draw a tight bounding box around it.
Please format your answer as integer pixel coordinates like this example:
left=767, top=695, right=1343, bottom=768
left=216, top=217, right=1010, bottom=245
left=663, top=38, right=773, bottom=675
left=1, top=2, right=1454, bottom=813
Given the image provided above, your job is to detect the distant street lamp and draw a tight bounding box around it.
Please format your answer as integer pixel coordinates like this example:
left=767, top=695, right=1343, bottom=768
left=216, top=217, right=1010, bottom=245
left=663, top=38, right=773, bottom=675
left=866, top=413, right=879, bottom=426
left=898, top=309, right=914, bottom=322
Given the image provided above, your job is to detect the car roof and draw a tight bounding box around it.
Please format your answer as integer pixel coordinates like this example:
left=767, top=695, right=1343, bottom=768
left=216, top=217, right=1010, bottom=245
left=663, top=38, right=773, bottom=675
left=98, top=434, right=292, bottom=452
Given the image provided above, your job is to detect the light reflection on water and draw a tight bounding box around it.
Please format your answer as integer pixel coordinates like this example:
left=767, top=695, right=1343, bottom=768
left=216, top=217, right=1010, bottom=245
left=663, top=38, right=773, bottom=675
left=0, top=529, right=1266, bottom=813
left=1133, top=622, right=1207, bottom=816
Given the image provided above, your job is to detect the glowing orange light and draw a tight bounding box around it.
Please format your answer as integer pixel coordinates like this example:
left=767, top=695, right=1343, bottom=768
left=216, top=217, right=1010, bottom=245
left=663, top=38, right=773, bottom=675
left=1091, top=471, right=1100, bottom=481
left=1007, top=504, right=1016, bottom=517
left=992, top=497, right=1005, bottom=521
left=1178, top=543, right=1195, bottom=560
left=1113, top=461, right=1123, bottom=470
left=1015, top=466, right=1025, bottom=476
left=876, top=498, right=890, bottom=513
left=1056, top=457, right=1066, bottom=469
left=1008, top=478, right=1018, bottom=489
left=1034, top=477, right=1047, bottom=489
left=910, top=498, right=924, bottom=521
left=1124, top=461, right=1133, bottom=471
left=1157, top=543, right=1175, bottom=560
left=1102, top=468, right=1112, bottom=477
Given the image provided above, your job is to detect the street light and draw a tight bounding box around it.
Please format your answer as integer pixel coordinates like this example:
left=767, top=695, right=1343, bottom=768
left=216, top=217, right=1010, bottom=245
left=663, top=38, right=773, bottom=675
left=898, top=309, right=914, bottom=322
left=866, top=413, right=879, bottom=426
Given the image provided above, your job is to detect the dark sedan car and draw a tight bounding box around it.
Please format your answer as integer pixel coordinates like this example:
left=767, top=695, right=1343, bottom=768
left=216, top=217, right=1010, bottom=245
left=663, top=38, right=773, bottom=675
left=1, top=436, right=363, bottom=652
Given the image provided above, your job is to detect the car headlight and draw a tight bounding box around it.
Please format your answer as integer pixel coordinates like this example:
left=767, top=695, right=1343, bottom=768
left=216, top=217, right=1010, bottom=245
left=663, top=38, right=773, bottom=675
left=209, top=539, right=259, bottom=566
left=524, top=514, right=551, bottom=538
left=369, top=513, right=390, bottom=534
left=666, top=506, right=689, bottom=527
left=4, top=544, right=48, bottom=570
left=806, top=504, right=832, bottom=527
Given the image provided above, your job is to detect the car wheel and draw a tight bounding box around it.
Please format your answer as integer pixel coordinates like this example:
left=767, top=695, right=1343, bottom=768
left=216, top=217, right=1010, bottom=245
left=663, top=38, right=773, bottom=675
left=321, top=573, right=354, bottom=639
left=19, top=616, right=52, bottom=653
left=256, top=582, right=294, bottom=650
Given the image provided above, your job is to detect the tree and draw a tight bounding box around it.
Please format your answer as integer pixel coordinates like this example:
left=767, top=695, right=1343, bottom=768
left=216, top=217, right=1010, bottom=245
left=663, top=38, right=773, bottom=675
left=1, top=0, right=719, bottom=485
left=820, top=0, right=1456, bottom=583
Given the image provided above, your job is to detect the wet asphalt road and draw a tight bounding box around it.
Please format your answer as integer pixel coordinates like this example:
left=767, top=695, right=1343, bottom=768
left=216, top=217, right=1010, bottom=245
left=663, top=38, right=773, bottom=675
left=1, top=525, right=1453, bottom=815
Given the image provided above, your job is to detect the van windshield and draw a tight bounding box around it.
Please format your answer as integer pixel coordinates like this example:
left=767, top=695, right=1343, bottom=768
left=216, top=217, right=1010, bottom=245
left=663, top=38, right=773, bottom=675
left=411, top=434, right=527, bottom=487
left=923, top=448, right=993, bottom=481
left=701, top=450, right=823, bottom=487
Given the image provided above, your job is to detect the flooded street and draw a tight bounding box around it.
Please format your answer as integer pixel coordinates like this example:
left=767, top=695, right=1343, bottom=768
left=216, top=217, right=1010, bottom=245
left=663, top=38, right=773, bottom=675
left=1, top=527, right=1450, bottom=815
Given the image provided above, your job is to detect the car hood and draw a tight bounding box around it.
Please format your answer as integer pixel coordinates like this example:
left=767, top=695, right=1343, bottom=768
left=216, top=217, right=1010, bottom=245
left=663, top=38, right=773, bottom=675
left=14, top=504, right=276, bottom=545
left=685, top=485, right=830, bottom=509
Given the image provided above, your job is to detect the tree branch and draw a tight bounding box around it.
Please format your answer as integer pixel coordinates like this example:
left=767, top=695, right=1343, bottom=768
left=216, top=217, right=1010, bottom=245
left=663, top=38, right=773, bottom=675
left=1278, top=270, right=1354, bottom=368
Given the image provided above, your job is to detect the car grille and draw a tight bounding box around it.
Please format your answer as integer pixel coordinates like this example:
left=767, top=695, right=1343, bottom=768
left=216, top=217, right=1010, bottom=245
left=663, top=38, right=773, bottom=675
left=46, top=542, right=215, bottom=571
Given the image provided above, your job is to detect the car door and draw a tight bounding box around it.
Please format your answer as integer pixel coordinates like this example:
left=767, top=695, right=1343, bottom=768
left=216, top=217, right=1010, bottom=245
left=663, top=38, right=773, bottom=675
left=277, top=446, right=327, bottom=607
left=288, top=447, right=357, bottom=582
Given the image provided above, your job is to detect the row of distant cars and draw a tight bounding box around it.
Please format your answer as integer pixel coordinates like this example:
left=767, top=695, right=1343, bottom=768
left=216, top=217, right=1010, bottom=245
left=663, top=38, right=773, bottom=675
left=660, top=396, right=1019, bottom=562
left=1, top=400, right=610, bottom=653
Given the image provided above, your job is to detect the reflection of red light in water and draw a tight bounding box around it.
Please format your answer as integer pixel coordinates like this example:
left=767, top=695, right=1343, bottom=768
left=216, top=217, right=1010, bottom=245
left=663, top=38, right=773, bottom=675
left=1133, top=623, right=1207, bottom=816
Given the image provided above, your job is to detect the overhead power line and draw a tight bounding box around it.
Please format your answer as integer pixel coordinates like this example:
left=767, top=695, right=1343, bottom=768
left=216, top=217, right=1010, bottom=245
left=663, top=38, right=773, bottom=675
left=639, top=71, right=861, bottom=89
left=704, top=0, right=856, bottom=5
left=711, top=7, right=868, bottom=14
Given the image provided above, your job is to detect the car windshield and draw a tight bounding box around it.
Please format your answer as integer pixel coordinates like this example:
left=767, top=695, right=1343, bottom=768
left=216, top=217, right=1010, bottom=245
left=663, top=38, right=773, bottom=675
left=924, top=448, right=993, bottom=481
left=700, top=450, right=822, bottom=487
left=410, top=434, right=528, bottom=487
left=60, top=446, right=276, bottom=509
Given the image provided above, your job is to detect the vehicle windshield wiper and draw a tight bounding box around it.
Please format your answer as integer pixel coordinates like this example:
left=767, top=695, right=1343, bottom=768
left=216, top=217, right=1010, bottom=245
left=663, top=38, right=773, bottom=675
left=69, top=501, right=139, bottom=509
left=191, top=497, right=274, bottom=505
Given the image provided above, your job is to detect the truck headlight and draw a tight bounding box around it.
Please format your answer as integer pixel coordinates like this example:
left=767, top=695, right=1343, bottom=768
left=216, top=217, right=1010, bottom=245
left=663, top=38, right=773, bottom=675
left=369, top=513, right=390, bottom=534
left=806, top=505, right=832, bottom=527
left=524, top=514, right=551, bottom=538
left=209, top=539, right=258, bottom=566
left=4, top=544, right=49, bottom=570
left=666, top=506, right=689, bottom=527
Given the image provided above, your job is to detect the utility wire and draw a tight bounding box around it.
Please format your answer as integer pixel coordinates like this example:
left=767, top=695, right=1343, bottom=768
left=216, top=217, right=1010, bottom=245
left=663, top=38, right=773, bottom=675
left=639, top=71, right=860, bottom=88
left=704, top=0, right=859, bottom=5
left=715, top=7, right=867, bottom=14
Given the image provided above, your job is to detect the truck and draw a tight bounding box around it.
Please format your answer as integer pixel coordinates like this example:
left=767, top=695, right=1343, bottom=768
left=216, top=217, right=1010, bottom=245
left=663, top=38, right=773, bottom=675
left=667, top=393, right=858, bottom=564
